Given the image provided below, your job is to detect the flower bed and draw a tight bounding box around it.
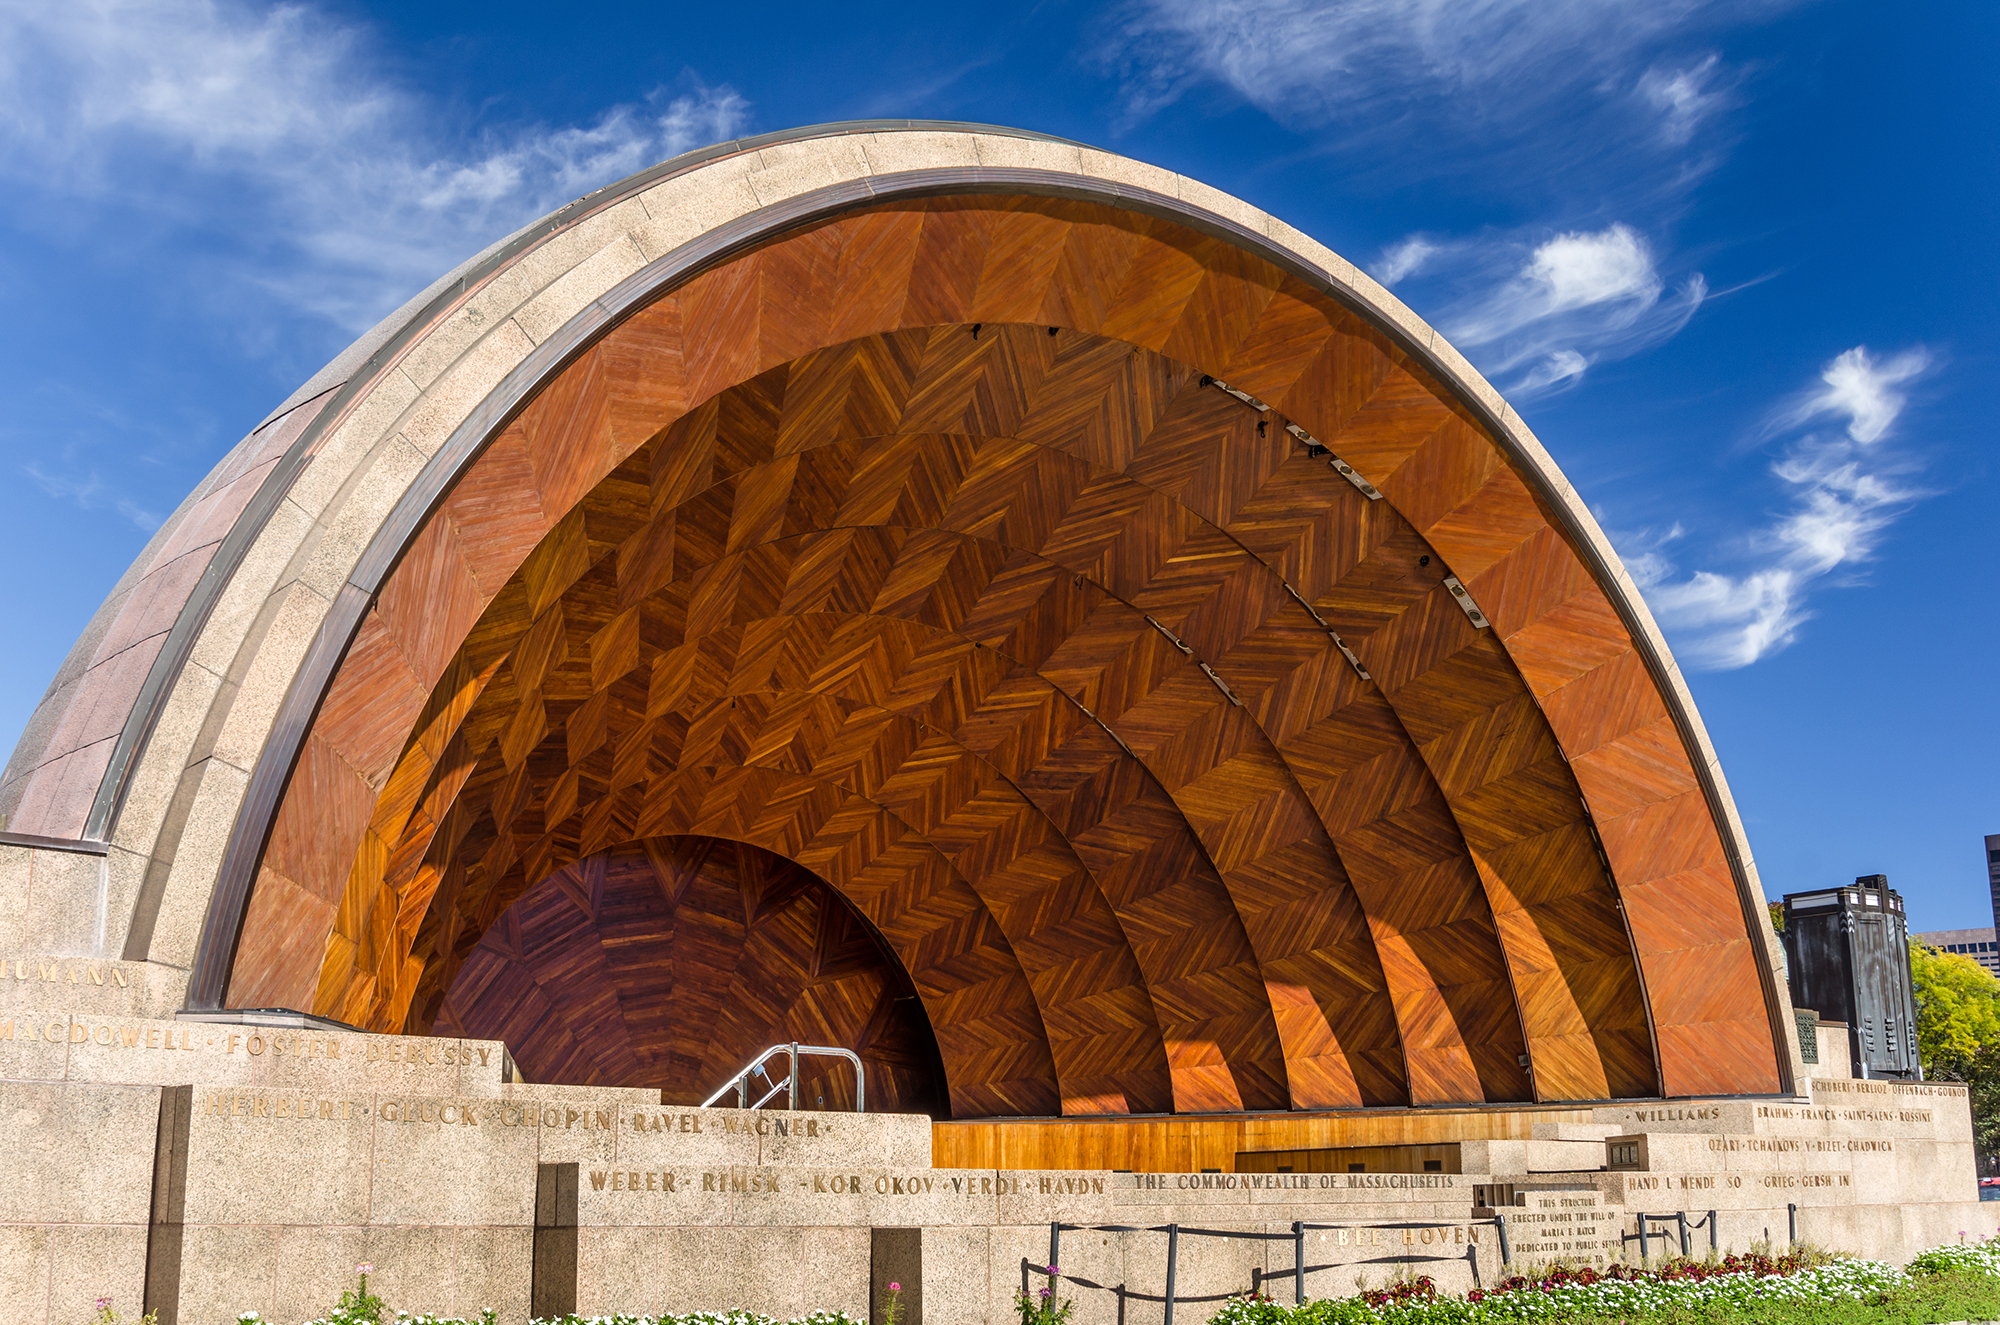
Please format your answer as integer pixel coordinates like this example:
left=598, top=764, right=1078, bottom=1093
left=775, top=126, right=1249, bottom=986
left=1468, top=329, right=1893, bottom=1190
left=1208, top=1241, right=2000, bottom=1325
left=524, top=1314, right=864, bottom=1325
left=213, top=1241, right=2000, bottom=1325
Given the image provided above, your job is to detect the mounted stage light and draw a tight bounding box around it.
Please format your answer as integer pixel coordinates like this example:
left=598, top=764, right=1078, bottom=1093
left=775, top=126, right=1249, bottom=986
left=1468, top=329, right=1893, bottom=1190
left=1442, top=575, right=1491, bottom=630
left=1284, top=422, right=1381, bottom=498
left=1202, top=375, right=1272, bottom=412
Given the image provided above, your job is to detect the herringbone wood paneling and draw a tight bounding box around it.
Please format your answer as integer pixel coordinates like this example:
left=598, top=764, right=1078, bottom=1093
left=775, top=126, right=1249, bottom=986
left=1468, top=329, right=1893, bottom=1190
left=228, top=195, right=1782, bottom=1113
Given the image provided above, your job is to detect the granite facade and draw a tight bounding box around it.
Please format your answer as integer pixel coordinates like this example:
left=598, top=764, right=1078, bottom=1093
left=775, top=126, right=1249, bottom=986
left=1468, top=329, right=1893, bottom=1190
left=0, top=992, right=1982, bottom=1325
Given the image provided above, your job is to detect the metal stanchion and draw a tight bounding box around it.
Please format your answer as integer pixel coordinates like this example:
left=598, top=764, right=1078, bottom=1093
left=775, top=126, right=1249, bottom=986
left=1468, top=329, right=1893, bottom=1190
left=1638, top=1217, right=1650, bottom=1260
left=1049, top=1222, right=1060, bottom=1280
left=1676, top=1212, right=1689, bottom=1258
left=1709, top=1210, right=1718, bottom=1253
left=1788, top=1204, right=1798, bottom=1246
left=1164, top=1224, right=1179, bottom=1325
left=1293, top=1220, right=1305, bottom=1304
left=1496, top=1215, right=1510, bottom=1267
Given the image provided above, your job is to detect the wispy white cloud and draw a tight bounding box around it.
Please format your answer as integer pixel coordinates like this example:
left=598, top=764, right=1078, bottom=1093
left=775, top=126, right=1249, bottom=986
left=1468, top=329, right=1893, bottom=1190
left=1772, top=344, right=1927, bottom=444
left=1388, top=222, right=1706, bottom=396
left=0, top=0, right=750, bottom=331
left=1106, top=0, right=1782, bottom=142
left=1639, top=55, right=1727, bottom=146
left=1626, top=346, right=1932, bottom=669
left=0, top=0, right=749, bottom=537
left=1372, top=236, right=1437, bottom=286
left=23, top=463, right=163, bottom=531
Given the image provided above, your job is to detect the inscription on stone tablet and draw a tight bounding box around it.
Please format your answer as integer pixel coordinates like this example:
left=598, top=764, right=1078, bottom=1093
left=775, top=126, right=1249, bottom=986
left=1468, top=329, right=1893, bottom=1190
left=4, top=1019, right=197, bottom=1049
left=1758, top=1104, right=1930, bottom=1123
left=0, top=1014, right=498, bottom=1067
left=1508, top=1194, right=1616, bottom=1263
left=1813, top=1079, right=1964, bottom=1096
left=2, top=958, right=134, bottom=987
left=1130, top=1173, right=1455, bottom=1190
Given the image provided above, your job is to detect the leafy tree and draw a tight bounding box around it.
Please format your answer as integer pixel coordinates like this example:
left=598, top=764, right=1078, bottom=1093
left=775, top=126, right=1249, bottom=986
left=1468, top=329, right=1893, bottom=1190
left=1912, top=942, right=2000, bottom=1069
left=1911, top=941, right=2000, bottom=1172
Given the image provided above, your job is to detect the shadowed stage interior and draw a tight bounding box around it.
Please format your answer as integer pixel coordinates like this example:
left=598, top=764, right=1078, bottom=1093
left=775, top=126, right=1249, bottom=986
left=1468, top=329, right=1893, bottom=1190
left=437, top=835, right=948, bottom=1114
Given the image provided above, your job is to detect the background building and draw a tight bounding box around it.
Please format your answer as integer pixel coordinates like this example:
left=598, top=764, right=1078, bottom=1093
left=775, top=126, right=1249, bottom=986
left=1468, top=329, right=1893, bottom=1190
left=1989, top=831, right=2000, bottom=929
left=1916, top=925, right=2000, bottom=976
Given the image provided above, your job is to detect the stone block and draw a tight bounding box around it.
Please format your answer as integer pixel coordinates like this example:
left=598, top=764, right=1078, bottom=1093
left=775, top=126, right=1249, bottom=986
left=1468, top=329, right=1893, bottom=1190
left=22, top=849, right=107, bottom=954
left=185, top=499, right=312, bottom=682
left=1595, top=1100, right=1758, bottom=1134
left=398, top=322, right=538, bottom=459
left=577, top=1224, right=867, bottom=1319
left=1524, top=1138, right=1605, bottom=1172
left=288, top=368, right=421, bottom=521
left=180, top=1085, right=375, bottom=1226
left=972, top=133, right=1088, bottom=175
left=450, top=1224, right=534, bottom=1320
left=48, top=1224, right=149, bottom=1325
left=368, top=1095, right=539, bottom=1226
left=917, top=1224, right=988, bottom=1325
left=451, top=196, right=653, bottom=346
left=294, top=439, right=428, bottom=603
left=609, top=1102, right=765, bottom=1169
left=514, top=234, right=649, bottom=346
left=143, top=757, right=247, bottom=972
left=632, top=171, right=764, bottom=262
left=854, top=131, right=979, bottom=177
left=1075, top=149, right=1181, bottom=200
left=744, top=137, right=872, bottom=209
left=1531, top=1122, right=1622, bottom=1141
left=0, top=1007, right=75, bottom=1081
left=0, top=1081, right=157, bottom=1225
left=1176, top=175, right=1274, bottom=238
left=0, top=955, right=179, bottom=1025
left=173, top=1223, right=282, bottom=1325
left=357, top=1224, right=467, bottom=1316
left=0, top=1224, right=53, bottom=1325
left=0, top=843, right=29, bottom=952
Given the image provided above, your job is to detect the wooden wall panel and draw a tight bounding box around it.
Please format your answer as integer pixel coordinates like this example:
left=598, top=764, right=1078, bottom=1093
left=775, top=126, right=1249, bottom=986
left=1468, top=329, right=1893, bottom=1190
left=229, top=195, right=1783, bottom=1113
left=933, top=1103, right=1600, bottom=1173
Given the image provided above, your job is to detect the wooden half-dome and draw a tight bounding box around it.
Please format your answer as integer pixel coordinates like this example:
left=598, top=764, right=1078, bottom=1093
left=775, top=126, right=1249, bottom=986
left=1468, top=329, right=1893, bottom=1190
left=209, top=186, right=1781, bottom=1115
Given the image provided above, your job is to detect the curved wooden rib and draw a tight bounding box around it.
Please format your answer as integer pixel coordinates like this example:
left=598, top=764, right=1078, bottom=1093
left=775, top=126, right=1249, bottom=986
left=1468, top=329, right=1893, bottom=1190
left=304, top=395, right=1578, bottom=1109
left=229, top=194, right=1778, bottom=1111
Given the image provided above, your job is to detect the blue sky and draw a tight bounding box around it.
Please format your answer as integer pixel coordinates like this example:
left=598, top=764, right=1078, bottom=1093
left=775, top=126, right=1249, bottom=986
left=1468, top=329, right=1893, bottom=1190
left=0, top=0, right=1992, bottom=929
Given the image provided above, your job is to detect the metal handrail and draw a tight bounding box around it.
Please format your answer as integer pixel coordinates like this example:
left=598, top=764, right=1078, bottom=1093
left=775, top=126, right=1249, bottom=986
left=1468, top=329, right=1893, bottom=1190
left=701, top=1042, right=866, bottom=1112
left=1046, top=1215, right=1499, bottom=1322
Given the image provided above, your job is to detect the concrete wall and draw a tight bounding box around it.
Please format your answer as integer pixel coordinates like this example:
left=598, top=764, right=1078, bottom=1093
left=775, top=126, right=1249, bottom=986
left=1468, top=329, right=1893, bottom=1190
left=0, top=989, right=1980, bottom=1325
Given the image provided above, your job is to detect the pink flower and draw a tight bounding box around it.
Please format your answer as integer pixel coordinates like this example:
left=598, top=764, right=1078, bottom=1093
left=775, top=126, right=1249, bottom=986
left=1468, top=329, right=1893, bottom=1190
left=888, top=1283, right=901, bottom=1293
left=1047, top=1265, right=1060, bottom=1274
left=357, top=1263, right=374, bottom=1274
